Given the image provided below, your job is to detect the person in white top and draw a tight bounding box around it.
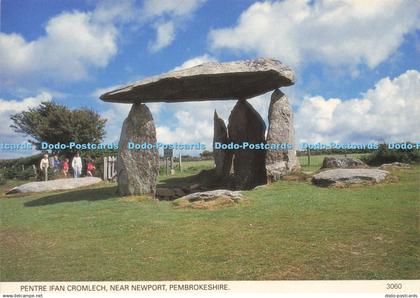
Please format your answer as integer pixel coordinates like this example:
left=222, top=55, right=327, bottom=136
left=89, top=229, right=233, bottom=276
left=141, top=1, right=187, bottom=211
left=39, top=154, right=49, bottom=181
left=72, top=152, right=83, bottom=178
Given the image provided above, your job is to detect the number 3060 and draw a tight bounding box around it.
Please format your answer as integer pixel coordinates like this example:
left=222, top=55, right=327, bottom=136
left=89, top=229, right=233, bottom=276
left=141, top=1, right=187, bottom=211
left=387, top=283, right=402, bottom=289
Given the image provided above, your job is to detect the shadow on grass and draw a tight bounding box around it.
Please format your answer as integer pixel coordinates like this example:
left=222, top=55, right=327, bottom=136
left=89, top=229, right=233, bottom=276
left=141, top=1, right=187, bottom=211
left=157, top=169, right=235, bottom=190
left=24, top=186, right=117, bottom=207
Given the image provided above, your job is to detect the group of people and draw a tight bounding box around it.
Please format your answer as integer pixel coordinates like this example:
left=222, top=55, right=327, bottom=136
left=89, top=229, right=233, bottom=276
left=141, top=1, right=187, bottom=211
left=39, top=153, right=96, bottom=181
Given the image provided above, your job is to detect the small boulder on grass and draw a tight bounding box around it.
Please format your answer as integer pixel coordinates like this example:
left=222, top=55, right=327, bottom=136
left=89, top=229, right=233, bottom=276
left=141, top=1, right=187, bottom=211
left=322, top=156, right=368, bottom=169
left=379, top=162, right=411, bottom=170
left=173, top=189, right=245, bottom=209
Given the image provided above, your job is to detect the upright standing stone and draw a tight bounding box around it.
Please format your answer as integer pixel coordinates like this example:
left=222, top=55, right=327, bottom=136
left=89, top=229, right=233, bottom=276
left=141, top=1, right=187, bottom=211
left=116, top=103, right=159, bottom=196
left=228, top=100, right=267, bottom=189
left=213, top=111, right=232, bottom=178
left=266, top=89, right=299, bottom=181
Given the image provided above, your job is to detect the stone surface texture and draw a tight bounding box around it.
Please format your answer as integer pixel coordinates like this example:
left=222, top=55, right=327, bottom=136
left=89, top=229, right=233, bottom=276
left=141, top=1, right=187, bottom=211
left=322, top=156, right=368, bottom=169
left=173, top=189, right=245, bottom=209
left=100, top=58, right=295, bottom=103
left=213, top=110, right=232, bottom=178
left=178, top=189, right=243, bottom=202
left=116, top=103, right=159, bottom=196
left=265, top=89, right=299, bottom=181
left=312, top=169, right=390, bottom=187
left=379, top=162, right=411, bottom=170
left=228, top=100, right=267, bottom=189
left=6, top=177, right=102, bottom=194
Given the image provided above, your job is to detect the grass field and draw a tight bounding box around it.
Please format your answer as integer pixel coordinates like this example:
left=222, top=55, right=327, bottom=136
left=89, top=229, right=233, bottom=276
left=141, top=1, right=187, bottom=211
left=0, top=155, right=419, bottom=281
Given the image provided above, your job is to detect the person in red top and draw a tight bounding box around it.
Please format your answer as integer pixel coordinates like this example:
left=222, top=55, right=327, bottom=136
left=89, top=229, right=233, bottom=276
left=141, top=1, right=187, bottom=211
left=87, top=160, right=95, bottom=177
left=62, top=158, right=69, bottom=178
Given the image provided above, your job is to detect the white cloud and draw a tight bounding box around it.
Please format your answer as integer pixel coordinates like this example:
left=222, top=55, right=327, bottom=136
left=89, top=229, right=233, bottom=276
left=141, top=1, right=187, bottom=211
left=0, top=0, right=206, bottom=87
left=0, top=0, right=141, bottom=88
left=209, top=0, right=420, bottom=68
left=0, top=92, right=52, bottom=158
left=172, top=54, right=217, bottom=71
left=101, top=104, right=133, bottom=144
left=0, top=11, right=118, bottom=86
left=142, top=0, right=206, bottom=52
left=142, top=0, right=205, bottom=19
left=295, top=70, right=420, bottom=144
left=149, top=21, right=176, bottom=52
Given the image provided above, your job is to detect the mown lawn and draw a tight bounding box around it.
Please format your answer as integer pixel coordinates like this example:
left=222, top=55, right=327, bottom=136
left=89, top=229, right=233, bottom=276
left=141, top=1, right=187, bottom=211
left=0, top=157, right=419, bottom=281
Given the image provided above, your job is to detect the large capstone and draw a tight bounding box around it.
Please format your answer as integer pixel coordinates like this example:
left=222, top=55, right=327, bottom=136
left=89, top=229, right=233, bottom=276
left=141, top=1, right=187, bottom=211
left=116, top=103, right=159, bottom=196
left=265, top=89, right=299, bottom=181
left=100, top=58, right=295, bottom=103
left=213, top=110, right=232, bottom=178
left=228, top=100, right=267, bottom=189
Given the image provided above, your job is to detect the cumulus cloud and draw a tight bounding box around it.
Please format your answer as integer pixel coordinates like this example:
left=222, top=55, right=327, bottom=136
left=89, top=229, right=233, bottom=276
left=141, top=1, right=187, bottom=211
left=142, top=0, right=205, bottom=19
left=149, top=21, right=176, bottom=52
left=142, top=0, right=206, bottom=52
left=0, top=92, right=52, bottom=158
left=172, top=54, right=217, bottom=71
left=209, top=0, right=420, bottom=68
left=295, top=70, right=420, bottom=144
left=0, top=10, right=120, bottom=86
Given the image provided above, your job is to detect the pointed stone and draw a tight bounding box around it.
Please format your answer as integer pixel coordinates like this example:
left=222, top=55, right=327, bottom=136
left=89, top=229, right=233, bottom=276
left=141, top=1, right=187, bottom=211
left=266, top=89, right=299, bottom=181
left=116, top=103, right=159, bottom=195
left=228, top=100, right=267, bottom=189
left=213, top=110, right=232, bottom=178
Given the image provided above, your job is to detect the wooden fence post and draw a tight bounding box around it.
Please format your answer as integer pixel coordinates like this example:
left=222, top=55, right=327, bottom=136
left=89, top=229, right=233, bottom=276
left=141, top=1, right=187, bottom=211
left=103, top=156, right=108, bottom=180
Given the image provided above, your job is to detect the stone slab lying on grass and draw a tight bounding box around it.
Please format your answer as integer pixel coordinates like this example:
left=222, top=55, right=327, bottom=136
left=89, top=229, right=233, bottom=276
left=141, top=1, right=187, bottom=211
left=6, top=177, right=102, bottom=194
left=173, top=189, right=245, bottom=209
left=312, top=169, right=390, bottom=187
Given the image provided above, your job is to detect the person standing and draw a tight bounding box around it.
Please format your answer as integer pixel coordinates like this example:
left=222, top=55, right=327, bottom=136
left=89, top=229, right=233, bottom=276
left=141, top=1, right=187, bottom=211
left=39, top=154, right=49, bottom=181
left=86, top=159, right=95, bottom=177
left=62, top=158, right=69, bottom=178
left=53, top=155, right=61, bottom=174
left=72, top=152, right=83, bottom=178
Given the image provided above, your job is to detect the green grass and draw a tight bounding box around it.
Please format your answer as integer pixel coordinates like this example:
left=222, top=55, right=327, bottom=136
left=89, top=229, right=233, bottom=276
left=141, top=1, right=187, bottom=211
left=0, top=158, right=419, bottom=281
left=158, top=160, right=214, bottom=179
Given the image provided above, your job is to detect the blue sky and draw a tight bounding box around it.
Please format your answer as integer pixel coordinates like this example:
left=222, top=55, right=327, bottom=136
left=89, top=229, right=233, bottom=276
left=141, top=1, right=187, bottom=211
left=0, top=0, right=419, bottom=158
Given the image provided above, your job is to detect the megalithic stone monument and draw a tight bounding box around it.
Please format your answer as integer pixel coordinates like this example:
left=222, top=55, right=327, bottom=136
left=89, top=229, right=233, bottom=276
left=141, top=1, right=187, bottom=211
left=266, top=89, right=300, bottom=181
left=213, top=111, right=232, bottom=178
left=100, top=58, right=297, bottom=195
left=228, top=100, right=267, bottom=189
left=116, top=103, right=159, bottom=196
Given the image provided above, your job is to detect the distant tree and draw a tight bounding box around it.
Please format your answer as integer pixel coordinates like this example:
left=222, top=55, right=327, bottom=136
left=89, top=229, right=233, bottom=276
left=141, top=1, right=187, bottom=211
left=200, top=150, right=213, bottom=159
left=362, top=143, right=420, bottom=165
left=10, top=101, right=106, bottom=153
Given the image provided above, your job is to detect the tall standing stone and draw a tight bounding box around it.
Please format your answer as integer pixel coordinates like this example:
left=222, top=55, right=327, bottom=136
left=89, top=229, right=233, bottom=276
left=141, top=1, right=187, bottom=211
left=228, top=100, right=267, bottom=189
left=266, top=89, right=299, bottom=181
left=213, top=111, right=232, bottom=178
left=116, top=103, right=159, bottom=196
